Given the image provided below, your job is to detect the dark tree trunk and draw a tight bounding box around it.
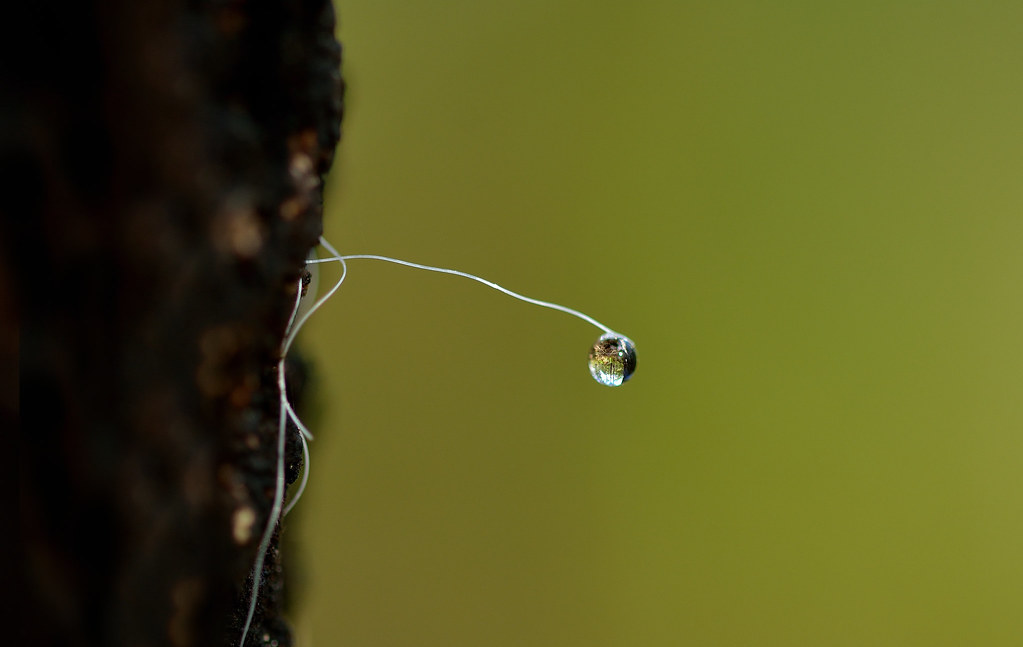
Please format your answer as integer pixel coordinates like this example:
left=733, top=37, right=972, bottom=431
left=8, top=1, right=343, bottom=645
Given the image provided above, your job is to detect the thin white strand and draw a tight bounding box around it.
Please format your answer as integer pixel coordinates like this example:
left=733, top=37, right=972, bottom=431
left=307, top=250, right=614, bottom=335
left=283, top=249, right=347, bottom=357
left=239, top=351, right=292, bottom=647
left=240, top=241, right=351, bottom=645
left=244, top=234, right=617, bottom=646
left=285, top=399, right=314, bottom=440
left=240, top=270, right=310, bottom=647
left=283, top=428, right=311, bottom=517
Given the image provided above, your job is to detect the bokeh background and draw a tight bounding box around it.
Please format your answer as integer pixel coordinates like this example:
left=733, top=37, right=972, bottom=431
left=293, top=1, right=1023, bottom=645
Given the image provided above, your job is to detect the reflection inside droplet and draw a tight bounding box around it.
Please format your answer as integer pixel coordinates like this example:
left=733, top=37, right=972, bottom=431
left=588, top=333, right=637, bottom=387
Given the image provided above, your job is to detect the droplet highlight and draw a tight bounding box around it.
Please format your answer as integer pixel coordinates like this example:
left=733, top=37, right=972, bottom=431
left=588, top=333, right=637, bottom=387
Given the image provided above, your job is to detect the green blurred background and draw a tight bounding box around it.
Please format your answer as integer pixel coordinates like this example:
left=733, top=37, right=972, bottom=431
left=294, top=1, right=1023, bottom=644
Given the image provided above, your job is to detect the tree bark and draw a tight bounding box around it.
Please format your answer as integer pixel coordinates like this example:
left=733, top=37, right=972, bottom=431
left=9, top=1, right=343, bottom=645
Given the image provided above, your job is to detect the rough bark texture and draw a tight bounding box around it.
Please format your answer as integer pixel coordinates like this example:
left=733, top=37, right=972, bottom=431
left=9, top=1, right=343, bottom=645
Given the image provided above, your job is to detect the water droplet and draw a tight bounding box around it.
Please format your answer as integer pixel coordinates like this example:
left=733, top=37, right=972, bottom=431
left=588, top=333, right=637, bottom=387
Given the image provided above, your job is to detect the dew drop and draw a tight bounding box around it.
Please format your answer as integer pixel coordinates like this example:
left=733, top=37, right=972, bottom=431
left=588, top=333, right=637, bottom=387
